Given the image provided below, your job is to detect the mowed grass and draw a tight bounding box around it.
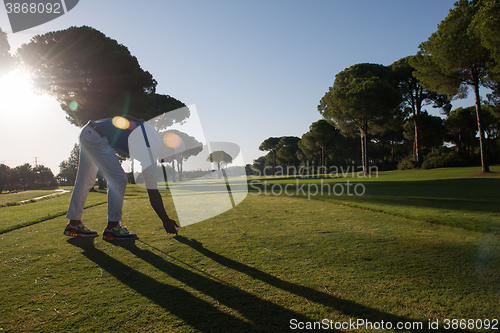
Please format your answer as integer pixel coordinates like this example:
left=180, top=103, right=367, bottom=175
left=0, top=190, right=61, bottom=206
left=0, top=177, right=499, bottom=332
left=0, top=192, right=107, bottom=234
left=249, top=166, right=500, bottom=234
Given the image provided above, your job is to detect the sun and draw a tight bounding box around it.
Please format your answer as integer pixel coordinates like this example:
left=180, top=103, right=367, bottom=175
left=0, top=69, right=41, bottom=116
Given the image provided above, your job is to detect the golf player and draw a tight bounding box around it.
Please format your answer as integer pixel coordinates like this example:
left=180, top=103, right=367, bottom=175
left=64, top=115, right=179, bottom=240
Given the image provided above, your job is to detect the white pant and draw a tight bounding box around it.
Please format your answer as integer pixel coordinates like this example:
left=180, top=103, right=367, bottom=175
left=66, top=122, right=128, bottom=222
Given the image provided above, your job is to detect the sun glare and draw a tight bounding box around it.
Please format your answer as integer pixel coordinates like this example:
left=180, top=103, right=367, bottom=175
left=0, top=69, right=40, bottom=117
left=112, top=116, right=130, bottom=130
left=163, top=132, right=182, bottom=148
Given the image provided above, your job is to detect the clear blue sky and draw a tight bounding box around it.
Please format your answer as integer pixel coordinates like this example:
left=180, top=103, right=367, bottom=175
left=0, top=0, right=480, bottom=174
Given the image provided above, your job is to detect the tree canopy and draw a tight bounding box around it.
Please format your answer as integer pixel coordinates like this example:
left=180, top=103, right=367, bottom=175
left=0, top=27, right=14, bottom=77
left=57, top=143, right=80, bottom=185
left=259, top=137, right=280, bottom=175
left=17, top=26, right=185, bottom=126
left=207, top=150, right=233, bottom=178
left=276, top=136, right=300, bottom=173
left=391, top=55, right=451, bottom=167
left=318, top=63, right=401, bottom=174
left=472, top=0, right=500, bottom=77
left=298, top=120, right=342, bottom=168
left=445, top=106, right=478, bottom=156
left=159, top=129, right=203, bottom=181
left=411, top=0, right=496, bottom=172
left=403, top=111, right=446, bottom=151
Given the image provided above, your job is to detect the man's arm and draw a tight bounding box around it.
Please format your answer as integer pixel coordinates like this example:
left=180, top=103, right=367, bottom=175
left=147, top=189, right=178, bottom=234
left=143, top=169, right=178, bottom=234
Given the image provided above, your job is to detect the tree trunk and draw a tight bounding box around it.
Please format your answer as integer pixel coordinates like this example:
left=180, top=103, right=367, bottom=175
left=177, top=160, right=183, bottom=181
left=472, top=79, right=489, bottom=172
left=171, top=161, right=176, bottom=182
left=273, top=150, right=277, bottom=176
left=457, top=133, right=461, bottom=154
left=414, top=85, right=423, bottom=168
left=470, top=131, right=475, bottom=159
left=414, top=110, right=423, bottom=168
left=130, top=160, right=135, bottom=184
left=391, top=142, right=395, bottom=163
left=321, top=146, right=325, bottom=169
left=360, top=120, right=368, bottom=175
left=360, top=130, right=364, bottom=175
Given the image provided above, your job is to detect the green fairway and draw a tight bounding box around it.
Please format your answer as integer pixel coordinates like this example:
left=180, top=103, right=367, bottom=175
left=0, top=190, right=62, bottom=206
left=0, top=191, right=107, bottom=234
left=249, top=166, right=500, bottom=234
left=0, top=168, right=499, bottom=332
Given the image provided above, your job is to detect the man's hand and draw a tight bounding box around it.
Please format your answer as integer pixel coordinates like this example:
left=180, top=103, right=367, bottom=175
left=146, top=186, right=178, bottom=235
left=162, top=217, right=179, bottom=235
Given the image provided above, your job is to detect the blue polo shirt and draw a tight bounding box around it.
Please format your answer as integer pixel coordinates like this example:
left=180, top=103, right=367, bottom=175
left=94, top=118, right=143, bottom=156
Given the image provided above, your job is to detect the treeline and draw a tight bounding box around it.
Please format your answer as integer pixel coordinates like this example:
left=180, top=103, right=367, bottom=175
left=255, top=0, right=500, bottom=175
left=254, top=105, right=500, bottom=176
left=0, top=163, right=58, bottom=193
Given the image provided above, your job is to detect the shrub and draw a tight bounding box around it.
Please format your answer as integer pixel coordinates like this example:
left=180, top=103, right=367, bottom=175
left=422, top=148, right=463, bottom=169
left=397, top=156, right=417, bottom=170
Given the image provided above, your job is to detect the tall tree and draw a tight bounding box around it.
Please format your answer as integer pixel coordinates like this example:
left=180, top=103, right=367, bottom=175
left=15, top=163, right=35, bottom=190
left=251, top=156, right=268, bottom=176
left=391, top=56, right=451, bottom=167
left=159, top=130, right=203, bottom=182
left=17, top=26, right=184, bottom=126
left=259, top=137, right=280, bottom=175
left=318, top=63, right=401, bottom=174
left=33, top=165, right=57, bottom=188
left=0, top=164, right=9, bottom=193
left=370, top=112, right=406, bottom=166
left=7, top=167, right=20, bottom=191
left=0, top=27, right=14, bottom=77
left=473, top=0, right=500, bottom=108
left=445, top=107, right=478, bottom=156
left=57, top=143, right=80, bottom=185
left=207, top=151, right=233, bottom=179
left=411, top=0, right=494, bottom=172
left=276, top=136, right=300, bottom=174
left=473, top=0, right=500, bottom=77
left=480, top=105, right=500, bottom=157
left=404, top=111, right=446, bottom=153
left=298, top=120, right=342, bottom=168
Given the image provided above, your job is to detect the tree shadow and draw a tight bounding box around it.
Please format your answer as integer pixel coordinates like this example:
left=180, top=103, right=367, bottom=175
left=317, top=178, right=500, bottom=215
left=67, top=238, right=319, bottom=332
left=172, top=236, right=474, bottom=333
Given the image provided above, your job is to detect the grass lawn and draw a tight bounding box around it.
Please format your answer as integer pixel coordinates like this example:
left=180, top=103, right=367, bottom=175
left=0, top=168, right=499, bottom=332
left=249, top=166, right=500, bottom=234
left=0, top=190, right=61, bottom=206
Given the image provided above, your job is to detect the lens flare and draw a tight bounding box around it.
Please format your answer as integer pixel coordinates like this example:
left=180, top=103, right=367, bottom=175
left=163, top=132, right=182, bottom=148
left=69, top=100, right=78, bottom=111
left=112, top=116, right=130, bottom=130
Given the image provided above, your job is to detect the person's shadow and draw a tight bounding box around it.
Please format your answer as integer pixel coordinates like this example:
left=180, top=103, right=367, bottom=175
left=67, top=237, right=323, bottom=332
left=68, top=237, right=473, bottom=332
left=171, top=236, right=475, bottom=333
